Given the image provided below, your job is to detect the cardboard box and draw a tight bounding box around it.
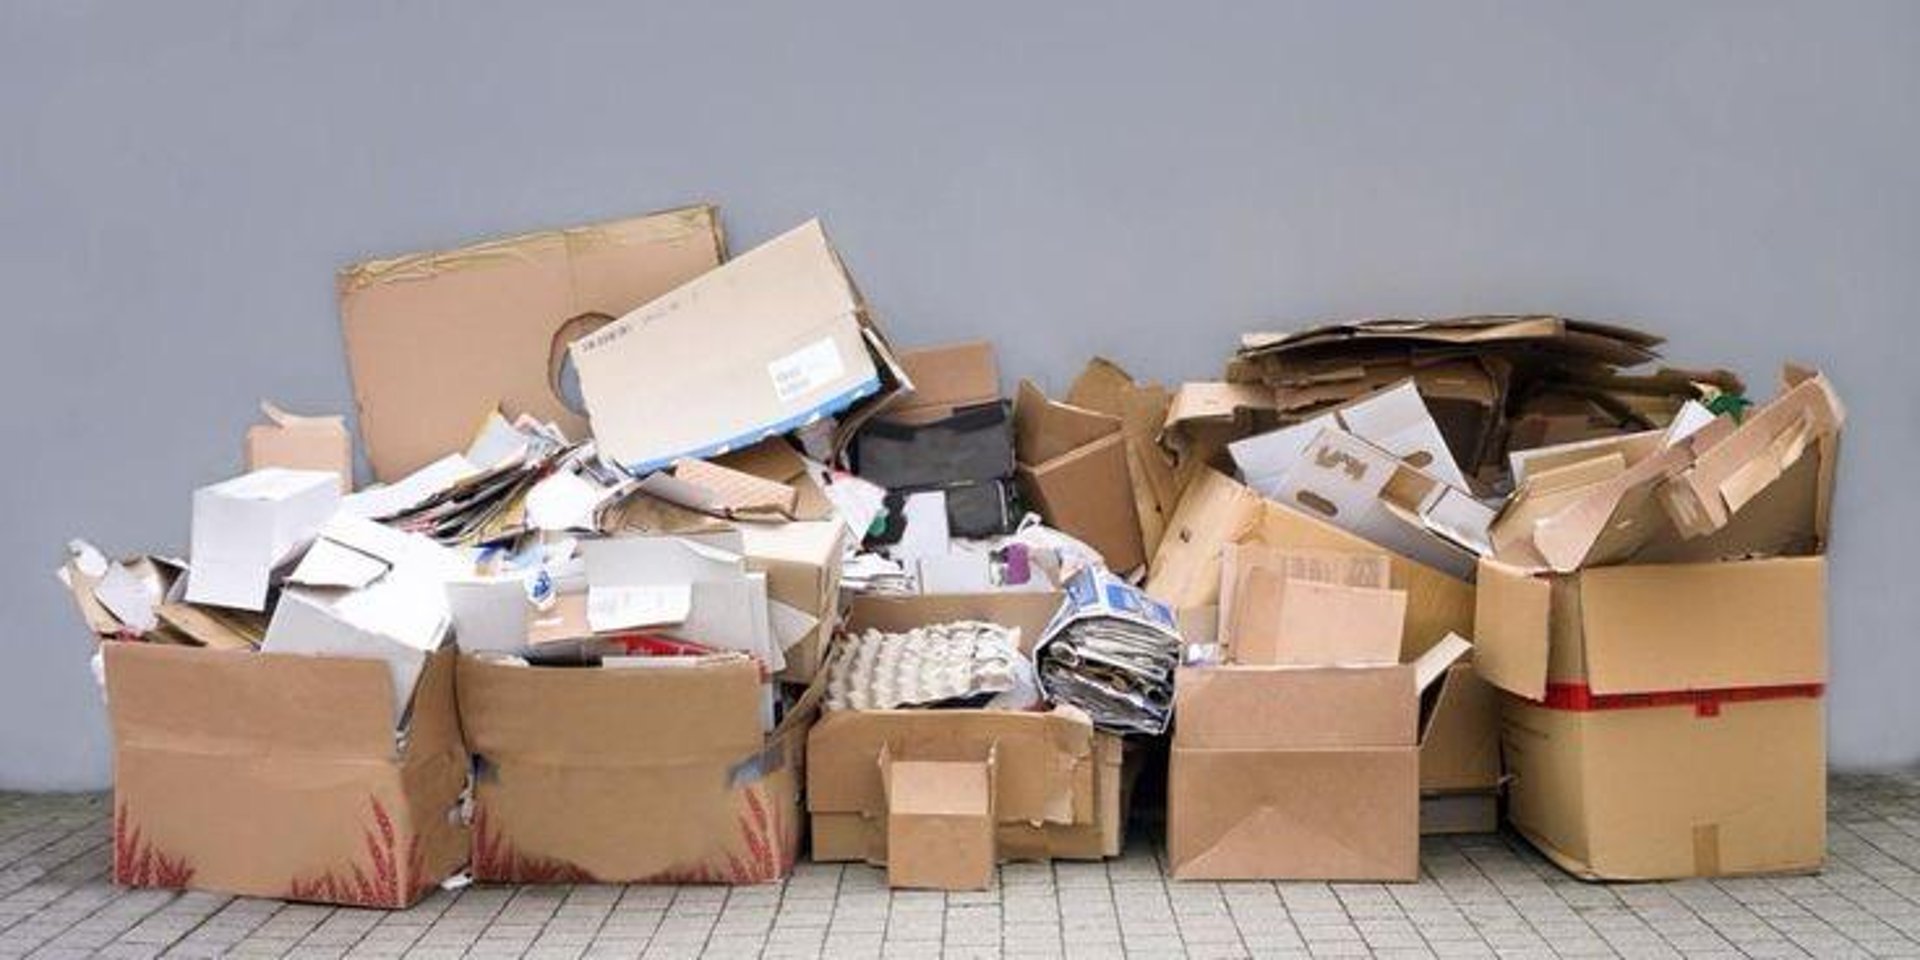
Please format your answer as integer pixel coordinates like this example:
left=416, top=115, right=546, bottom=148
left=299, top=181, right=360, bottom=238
left=1168, top=663, right=1427, bottom=881
left=339, top=205, right=724, bottom=481
left=1418, top=661, right=1503, bottom=835
left=807, top=592, right=1129, bottom=866
left=1475, top=556, right=1828, bottom=878
left=573, top=220, right=905, bottom=475
left=739, top=519, right=847, bottom=684
left=1066, top=359, right=1179, bottom=560
left=457, top=654, right=810, bottom=884
left=1147, top=468, right=1474, bottom=660
left=880, top=744, right=997, bottom=890
left=103, top=643, right=467, bottom=906
left=1012, top=380, right=1145, bottom=574
left=885, top=340, right=1001, bottom=426
left=245, top=402, right=352, bottom=492
left=186, top=468, right=341, bottom=611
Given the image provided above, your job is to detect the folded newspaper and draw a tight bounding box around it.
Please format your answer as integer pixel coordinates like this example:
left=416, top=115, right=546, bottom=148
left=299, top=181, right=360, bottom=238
left=1034, top=567, right=1183, bottom=735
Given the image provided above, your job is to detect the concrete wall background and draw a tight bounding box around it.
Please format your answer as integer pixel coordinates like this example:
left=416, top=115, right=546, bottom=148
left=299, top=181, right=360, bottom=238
left=3, top=1, right=1916, bottom=788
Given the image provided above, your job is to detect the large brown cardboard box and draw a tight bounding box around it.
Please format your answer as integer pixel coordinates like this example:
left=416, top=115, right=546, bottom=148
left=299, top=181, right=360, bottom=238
left=457, top=655, right=811, bottom=884
left=1012, top=381, right=1146, bottom=574
left=807, top=592, right=1131, bottom=866
left=1475, top=556, right=1828, bottom=879
left=104, top=643, right=468, bottom=907
left=1167, top=665, right=1421, bottom=881
left=339, top=205, right=725, bottom=481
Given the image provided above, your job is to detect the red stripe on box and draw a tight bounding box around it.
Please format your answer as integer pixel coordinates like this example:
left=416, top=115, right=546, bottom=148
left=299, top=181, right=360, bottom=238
left=1541, top=681, right=1824, bottom=718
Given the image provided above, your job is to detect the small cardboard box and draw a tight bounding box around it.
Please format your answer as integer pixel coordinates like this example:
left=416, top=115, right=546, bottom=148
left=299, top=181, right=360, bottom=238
left=884, top=340, right=1002, bottom=426
left=1475, top=556, right=1828, bottom=879
left=1012, top=380, right=1146, bottom=574
left=339, top=205, right=725, bottom=481
left=880, top=744, right=997, bottom=891
left=807, top=592, right=1130, bottom=866
left=457, top=654, right=811, bottom=884
left=1066, top=358, right=1180, bottom=560
left=573, top=219, right=906, bottom=475
left=103, top=643, right=468, bottom=907
left=740, top=519, right=847, bottom=685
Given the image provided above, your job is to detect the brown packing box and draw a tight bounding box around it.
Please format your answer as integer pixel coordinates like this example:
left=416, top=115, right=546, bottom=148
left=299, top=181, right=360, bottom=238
left=739, top=519, right=847, bottom=685
left=103, top=643, right=467, bottom=907
left=888, top=340, right=1001, bottom=425
left=1168, top=660, right=1441, bottom=881
left=1147, top=468, right=1474, bottom=660
left=457, top=655, right=811, bottom=884
left=1475, top=556, right=1829, bottom=879
left=1012, top=380, right=1146, bottom=574
left=339, top=205, right=725, bottom=481
left=880, top=744, right=997, bottom=891
left=807, top=592, right=1131, bottom=866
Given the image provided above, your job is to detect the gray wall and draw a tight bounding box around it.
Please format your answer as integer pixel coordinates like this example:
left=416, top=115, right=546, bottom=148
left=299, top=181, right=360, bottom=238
left=3, top=1, right=1916, bottom=789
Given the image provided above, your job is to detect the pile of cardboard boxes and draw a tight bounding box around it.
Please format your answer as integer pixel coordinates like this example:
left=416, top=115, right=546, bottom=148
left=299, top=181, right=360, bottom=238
left=59, top=204, right=1844, bottom=905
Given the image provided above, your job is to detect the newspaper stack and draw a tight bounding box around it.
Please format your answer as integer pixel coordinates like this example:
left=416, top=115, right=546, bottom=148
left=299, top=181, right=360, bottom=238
left=1033, top=567, right=1183, bottom=735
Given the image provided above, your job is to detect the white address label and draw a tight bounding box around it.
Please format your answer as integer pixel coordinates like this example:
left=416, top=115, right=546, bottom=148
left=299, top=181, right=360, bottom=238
left=767, top=337, right=845, bottom=402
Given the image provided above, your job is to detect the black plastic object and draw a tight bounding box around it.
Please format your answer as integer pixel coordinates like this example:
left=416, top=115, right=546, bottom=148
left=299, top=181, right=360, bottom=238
left=852, top=401, right=1015, bottom=490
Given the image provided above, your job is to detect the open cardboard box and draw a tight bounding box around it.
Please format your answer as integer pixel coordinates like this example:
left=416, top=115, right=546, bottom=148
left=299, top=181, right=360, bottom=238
left=457, top=653, right=813, bottom=884
left=1166, top=635, right=1471, bottom=881
left=1012, top=381, right=1146, bottom=575
left=103, top=643, right=468, bottom=906
left=879, top=742, right=997, bottom=891
left=807, top=592, right=1134, bottom=868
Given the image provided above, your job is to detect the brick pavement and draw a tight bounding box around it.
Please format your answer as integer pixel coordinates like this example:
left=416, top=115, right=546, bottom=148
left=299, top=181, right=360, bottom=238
left=2, top=773, right=1918, bottom=958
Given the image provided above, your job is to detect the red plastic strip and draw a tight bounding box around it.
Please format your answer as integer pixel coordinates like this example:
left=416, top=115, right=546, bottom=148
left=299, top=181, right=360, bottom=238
left=1541, top=681, right=1824, bottom=717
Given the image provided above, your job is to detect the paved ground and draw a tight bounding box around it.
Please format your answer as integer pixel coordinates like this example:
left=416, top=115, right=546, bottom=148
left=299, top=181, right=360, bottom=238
left=2, top=774, right=1919, bottom=959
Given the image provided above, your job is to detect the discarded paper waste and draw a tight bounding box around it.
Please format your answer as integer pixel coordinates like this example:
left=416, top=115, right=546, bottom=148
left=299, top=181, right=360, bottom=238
left=59, top=200, right=1845, bottom=901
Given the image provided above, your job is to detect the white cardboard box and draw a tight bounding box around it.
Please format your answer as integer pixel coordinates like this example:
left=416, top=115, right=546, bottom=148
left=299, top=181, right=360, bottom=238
left=185, top=468, right=340, bottom=610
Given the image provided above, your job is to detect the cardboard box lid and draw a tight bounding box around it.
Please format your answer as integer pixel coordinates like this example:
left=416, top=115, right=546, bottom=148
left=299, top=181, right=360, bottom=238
left=104, top=641, right=411, bottom=759
left=339, top=205, right=723, bottom=481
left=1474, top=556, right=1827, bottom=699
left=456, top=654, right=763, bottom=764
left=806, top=707, right=1094, bottom=826
left=1174, top=664, right=1416, bottom=750
left=887, top=341, right=1001, bottom=425
left=573, top=219, right=899, bottom=474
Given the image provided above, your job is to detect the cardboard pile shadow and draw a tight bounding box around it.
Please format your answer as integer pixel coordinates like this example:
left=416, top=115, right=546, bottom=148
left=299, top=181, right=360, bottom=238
left=60, top=199, right=1843, bottom=900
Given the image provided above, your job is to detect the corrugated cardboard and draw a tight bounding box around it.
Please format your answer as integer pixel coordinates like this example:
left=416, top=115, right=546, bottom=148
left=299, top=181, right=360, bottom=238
left=1418, top=661, right=1502, bottom=835
left=1475, top=555, right=1829, bottom=878
left=880, top=744, right=996, bottom=890
left=573, top=220, right=906, bottom=475
left=807, top=592, right=1128, bottom=866
left=886, top=341, right=1001, bottom=425
left=457, top=654, right=810, bottom=884
left=1230, top=572, right=1406, bottom=667
left=740, top=519, right=847, bottom=684
left=1012, top=380, right=1146, bottom=574
left=1502, top=694, right=1825, bottom=879
left=103, top=643, right=467, bottom=906
left=245, top=402, right=352, bottom=492
left=340, top=205, right=724, bottom=481
left=1067, top=358, right=1179, bottom=560
left=1148, top=468, right=1473, bottom=659
left=1168, top=640, right=1470, bottom=881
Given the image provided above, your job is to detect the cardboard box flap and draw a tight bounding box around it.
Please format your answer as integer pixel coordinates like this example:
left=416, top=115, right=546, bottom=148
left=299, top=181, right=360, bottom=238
left=1417, top=662, right=1502, bottom=792
left=1472, top=559, right=1552, bottom=699
left=457, top=654, right=763, bottom=764
left=1144, top=468, right=1265, bottom=610
left=104, top=642, right=398, bottom=758
left=573, top=219, right=889, bottom=474
left=1174, top=665, right=1416, bottom=750
left=1661, top=368, right=1843, bottom=547
left=1013, top=380, right=1121, bottom=465
left=1578, top=557, right=1827, bottom=694
left=806, top=708, right=1094, bottom=825
left=340, top=204, right=724, bottom=481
